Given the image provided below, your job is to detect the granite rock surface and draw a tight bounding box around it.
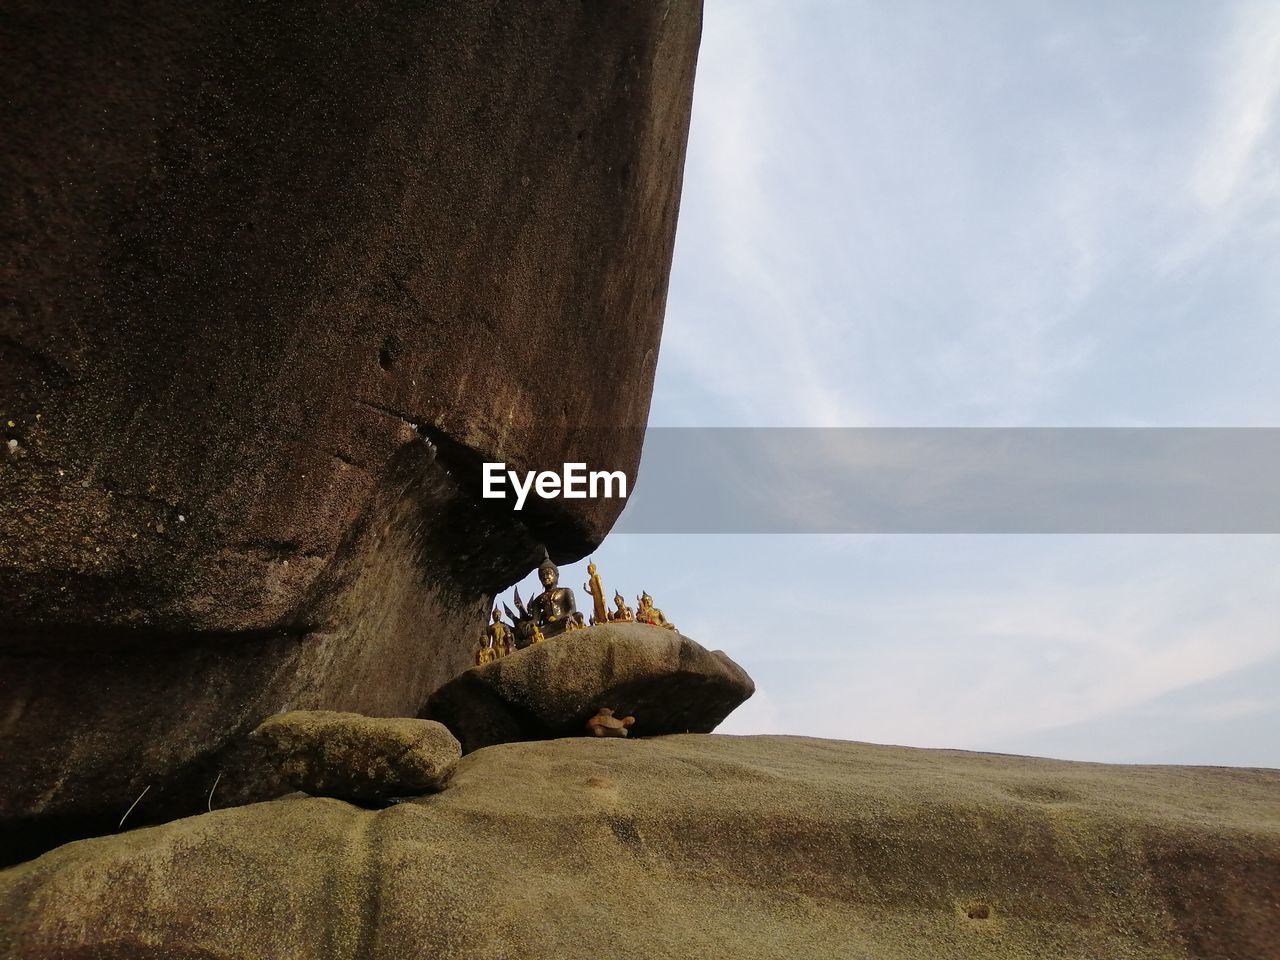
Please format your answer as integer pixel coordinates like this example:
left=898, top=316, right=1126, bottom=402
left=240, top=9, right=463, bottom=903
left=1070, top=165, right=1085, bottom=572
left=0, top=0, right=702, bottom=861
left=252, top=711, right=461, bottom=802
left=2, top=735, right=1276, bottom=960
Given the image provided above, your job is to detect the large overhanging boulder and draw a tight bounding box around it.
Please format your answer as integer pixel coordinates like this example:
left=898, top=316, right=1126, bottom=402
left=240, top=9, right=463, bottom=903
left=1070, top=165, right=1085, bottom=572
left=422, top=623, right=755, bottom=753
left=0, top=0, right=702, bottom=863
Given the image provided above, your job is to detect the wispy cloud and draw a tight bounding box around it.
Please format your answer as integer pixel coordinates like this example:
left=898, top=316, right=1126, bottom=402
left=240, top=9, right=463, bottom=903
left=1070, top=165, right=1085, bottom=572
left=657, top=3, right=872, bottom=427
left=684, top=535, right=1280, bottom=761
left=657, top=1, right=1280, bottom=429
left=1192, top=4, right=1280, bottom=213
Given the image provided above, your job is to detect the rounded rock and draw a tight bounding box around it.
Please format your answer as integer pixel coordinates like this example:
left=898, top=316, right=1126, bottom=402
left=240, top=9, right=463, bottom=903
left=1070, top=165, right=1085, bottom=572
left=252, top=710, right=461, bottom=802
left=423, top=622, right=755, bottom=753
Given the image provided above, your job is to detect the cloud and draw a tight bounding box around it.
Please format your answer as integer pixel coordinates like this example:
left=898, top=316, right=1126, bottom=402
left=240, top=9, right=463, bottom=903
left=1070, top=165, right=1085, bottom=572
left=989, top=652, right=1280, bottom=765
left=1192, top=4, right=1280, bottom=213
left=814, top=557, right=1275, bottom=757
left=655, top=2, right=871, bottom=428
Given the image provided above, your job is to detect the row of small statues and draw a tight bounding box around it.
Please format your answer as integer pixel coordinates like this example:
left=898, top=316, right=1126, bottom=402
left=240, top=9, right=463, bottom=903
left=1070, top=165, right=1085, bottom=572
left=477, top=553, right=676, bottom=665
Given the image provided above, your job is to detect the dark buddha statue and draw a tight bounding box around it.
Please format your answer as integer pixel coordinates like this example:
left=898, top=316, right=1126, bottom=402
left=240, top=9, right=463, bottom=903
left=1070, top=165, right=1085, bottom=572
left=527, top=553, right=582, bottom=638
left=510, top=552, right=584, bottom=647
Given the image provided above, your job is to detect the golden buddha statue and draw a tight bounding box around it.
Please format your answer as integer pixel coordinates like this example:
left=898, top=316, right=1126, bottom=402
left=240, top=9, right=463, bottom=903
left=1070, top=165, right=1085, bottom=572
left=584, top=560, right=608, bottom=626
left=635, top=592, right=676, bottom=631
left=530, top=621, right=545, bottom=644
left=485, top=608, right=513, bottom=658
left=608, top=591, right=634, bottom=622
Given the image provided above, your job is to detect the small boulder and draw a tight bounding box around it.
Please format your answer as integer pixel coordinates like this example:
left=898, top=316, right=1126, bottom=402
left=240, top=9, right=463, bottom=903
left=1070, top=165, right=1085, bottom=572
left=252, top=710, right=460, bottom=802
left=422, top=622, right=754, bottom=752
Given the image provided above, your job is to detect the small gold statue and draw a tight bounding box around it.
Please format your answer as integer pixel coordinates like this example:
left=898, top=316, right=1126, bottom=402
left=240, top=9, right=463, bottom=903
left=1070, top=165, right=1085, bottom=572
left=476, top=642, right=495, bottom=666
left=586, top=707, right=635, bottom=738
left=608, top=591, right=634, bottom=622
left=635, top=592, right=676, bottom=631
left=486, top=608, right=513, bottom=657
left=584, top=560, right=609, bottom=626
left=496, top=554, right=681, bottom=646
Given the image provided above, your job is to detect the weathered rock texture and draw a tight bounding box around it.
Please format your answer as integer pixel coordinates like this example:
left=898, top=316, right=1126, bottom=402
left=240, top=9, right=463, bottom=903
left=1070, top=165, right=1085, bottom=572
left=422, top=623, right=755, bottom=752
left=2, top=735, right=1277, bottom=959
left=252, top=711, right=460, bottom=802
left=0, top=0, right=701, bottom=861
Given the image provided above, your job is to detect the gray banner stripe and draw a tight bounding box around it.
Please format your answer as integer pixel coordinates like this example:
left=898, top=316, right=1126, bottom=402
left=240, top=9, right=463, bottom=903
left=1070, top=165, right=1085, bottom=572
left=608, top=428, right=1280, bottom=533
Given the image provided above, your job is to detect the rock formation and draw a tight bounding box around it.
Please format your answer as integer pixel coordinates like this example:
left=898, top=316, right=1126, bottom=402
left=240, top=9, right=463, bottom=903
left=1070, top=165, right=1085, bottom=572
left=2, top=736, right=1276, bottom=959
left=422, top=623, right=755, bottom=753
left=252, top=711, right=460, bottom=803
left=0, top=0, right=702, bottom=862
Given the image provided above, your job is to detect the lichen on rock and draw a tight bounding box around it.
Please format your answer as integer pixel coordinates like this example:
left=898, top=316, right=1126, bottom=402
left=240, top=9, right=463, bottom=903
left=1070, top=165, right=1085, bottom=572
left=3, top=735, right=1277, bottom=960
left=251, top=711, right=461, bottom=803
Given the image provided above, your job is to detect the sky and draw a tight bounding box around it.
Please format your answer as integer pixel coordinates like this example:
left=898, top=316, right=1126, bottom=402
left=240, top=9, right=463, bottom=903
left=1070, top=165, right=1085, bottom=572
left=512, top=0, right=1280, bottom=767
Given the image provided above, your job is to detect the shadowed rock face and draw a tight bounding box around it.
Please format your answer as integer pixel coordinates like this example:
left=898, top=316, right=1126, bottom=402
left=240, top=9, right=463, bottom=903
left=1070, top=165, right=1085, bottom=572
left=0, top=0, right=701, bottom=862
left=2, top=736, right=1277, bottom=960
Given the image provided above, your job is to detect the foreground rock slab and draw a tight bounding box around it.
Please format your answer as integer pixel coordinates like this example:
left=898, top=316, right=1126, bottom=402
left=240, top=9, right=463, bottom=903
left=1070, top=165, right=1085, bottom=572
left=422, top=623, right=755, bottom=752
left=252, top=711, right=460, bottom=803
left=2, top=736, right=1277, bottom=960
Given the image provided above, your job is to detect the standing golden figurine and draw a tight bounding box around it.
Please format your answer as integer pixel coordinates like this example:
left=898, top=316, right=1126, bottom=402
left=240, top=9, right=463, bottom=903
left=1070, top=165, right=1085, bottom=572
left=584, top=560, right=609, bottom=626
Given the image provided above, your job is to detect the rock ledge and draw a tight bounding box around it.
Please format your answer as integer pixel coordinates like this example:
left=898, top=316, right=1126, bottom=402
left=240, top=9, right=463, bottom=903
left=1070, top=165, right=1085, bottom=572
left=422, top=623, right=754, bottom=752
